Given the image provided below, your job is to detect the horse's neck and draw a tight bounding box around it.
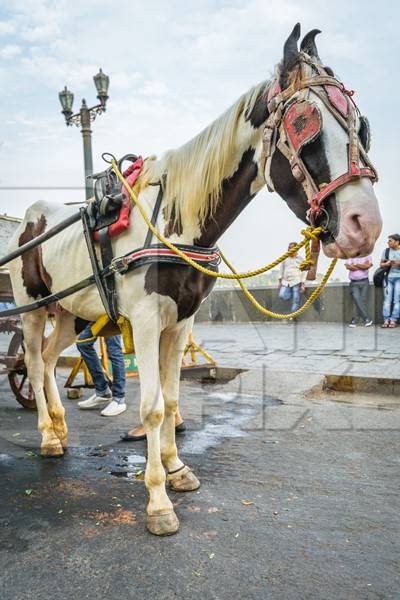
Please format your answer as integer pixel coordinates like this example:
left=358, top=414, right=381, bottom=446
left=195, top=94, right=269, bottom=247
left=194, top=144, right=265, bottom=247
left=124, top=86, right=270, bottom=250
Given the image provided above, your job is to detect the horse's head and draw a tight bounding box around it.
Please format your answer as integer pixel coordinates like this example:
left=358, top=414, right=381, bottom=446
left=264, top=24, right=382, bottom=258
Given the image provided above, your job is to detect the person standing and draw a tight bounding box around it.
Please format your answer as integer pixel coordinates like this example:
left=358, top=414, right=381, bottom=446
left=381, top=233, right=400, bottom=328
left=345, top=256, right=373, bottom=327
left=77, top=323, right=127, bottom=416
left=278, top=242, right=306, bottom=316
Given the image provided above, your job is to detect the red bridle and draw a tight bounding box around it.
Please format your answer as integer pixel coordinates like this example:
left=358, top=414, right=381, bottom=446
left=261, top=53, right=378, bottom=225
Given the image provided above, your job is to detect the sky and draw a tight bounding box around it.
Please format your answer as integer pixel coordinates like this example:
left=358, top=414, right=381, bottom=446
left=0, top=0, right=399, bottom=280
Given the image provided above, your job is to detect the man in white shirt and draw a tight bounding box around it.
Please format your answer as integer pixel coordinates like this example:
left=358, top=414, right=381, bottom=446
left=278, top=242, right=306, bottom=314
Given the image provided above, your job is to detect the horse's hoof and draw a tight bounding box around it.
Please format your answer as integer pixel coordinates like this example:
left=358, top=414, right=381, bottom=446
left=168, top=466, right=200, bottom=492
left=146, top=510, right=180, bottom=536
left=41, top=441, right=64, bottom=457
left=54, top=430, right=68, bottom=448
left=59, top=436, right=68, bottom=450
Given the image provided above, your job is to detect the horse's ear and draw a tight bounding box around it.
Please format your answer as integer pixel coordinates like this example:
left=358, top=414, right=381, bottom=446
left=300, top=29, right=322, bottom=60
left=280, top=23, right=301, bottom=87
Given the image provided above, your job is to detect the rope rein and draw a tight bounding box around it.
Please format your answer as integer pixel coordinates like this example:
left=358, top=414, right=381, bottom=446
left=111, top=160, right=337, bottom=319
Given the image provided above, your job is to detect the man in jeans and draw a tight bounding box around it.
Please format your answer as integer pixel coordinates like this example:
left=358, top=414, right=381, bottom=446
left=345, top=256, right=373, bottom=327
left=381, top=233, right=400, bottom=328
left=77, top=323, right=126, bottom=416
left=278, top=242, right=306, bottom=316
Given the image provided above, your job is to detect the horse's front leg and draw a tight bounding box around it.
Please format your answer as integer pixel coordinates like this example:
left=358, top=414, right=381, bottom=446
left=131, top=305, right=179, bottom=536
left=42, top=311, right=76, bottom=449
left=160, top=320, right=200, bottom=493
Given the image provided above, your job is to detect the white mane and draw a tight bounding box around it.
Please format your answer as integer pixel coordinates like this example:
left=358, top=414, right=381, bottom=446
left=140, top=80, right=269, bottom=229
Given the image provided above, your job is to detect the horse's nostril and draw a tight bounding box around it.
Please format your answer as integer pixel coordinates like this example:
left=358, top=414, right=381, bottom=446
left=349, top=214, right=363, bottom=234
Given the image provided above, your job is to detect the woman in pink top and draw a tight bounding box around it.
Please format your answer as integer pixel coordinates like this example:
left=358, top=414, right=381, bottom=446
left=345, top=256, right=373, bottom=327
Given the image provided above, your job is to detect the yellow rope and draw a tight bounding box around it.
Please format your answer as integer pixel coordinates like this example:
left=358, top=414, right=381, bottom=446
left=220, top=250, right=337, bottom=319
left=112, top=160, right=337, bottom=318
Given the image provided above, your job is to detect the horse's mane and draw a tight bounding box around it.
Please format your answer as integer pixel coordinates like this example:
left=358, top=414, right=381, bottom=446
left=140, top=80, right=269, bottom=230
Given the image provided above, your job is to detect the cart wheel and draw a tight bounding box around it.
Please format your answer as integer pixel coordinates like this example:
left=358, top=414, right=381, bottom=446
left=7, top=330, right=37, bottom=410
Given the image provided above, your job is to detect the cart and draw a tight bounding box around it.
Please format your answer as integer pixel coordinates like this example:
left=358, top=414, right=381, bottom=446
left=0, top=316, right=36, bottom=409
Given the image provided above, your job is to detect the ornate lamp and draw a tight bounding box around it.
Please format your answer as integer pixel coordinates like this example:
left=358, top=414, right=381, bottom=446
left=58, top=86, right=74, bottom=123
left=93, top=68, right=109, bottom=108
left=58, top=71, right=110, bottom=200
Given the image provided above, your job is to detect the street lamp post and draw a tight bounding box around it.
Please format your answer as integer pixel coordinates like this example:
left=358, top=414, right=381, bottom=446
left=58, top=69, right=110, bottom=200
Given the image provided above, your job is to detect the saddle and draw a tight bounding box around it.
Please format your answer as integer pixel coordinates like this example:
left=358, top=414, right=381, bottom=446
left=87, top=154, right=144, bottom=236
left=82, top=154, right=144, bottom=323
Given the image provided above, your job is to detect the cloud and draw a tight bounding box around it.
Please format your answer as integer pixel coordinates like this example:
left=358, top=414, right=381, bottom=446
left=0, top=44, right=21, bottom=59
left=110, top=71, right=142, bottom=91
left=140, top=80, right=169, bottom=97
left=20, top=51, right=102, bottom=92
left=6, top=112, right=58, bottom=129
left=0, top=20, right=16, bottom=36
left=21, top=21, right=61, bottom=43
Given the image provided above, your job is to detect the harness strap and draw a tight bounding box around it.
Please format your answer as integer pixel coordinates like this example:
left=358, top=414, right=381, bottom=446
left=308, top=85, right=377, bottom=179
left=99, top=227, right=119, bottom=323
left=0, top=273, right=97, bottom=317
left=81, top=207, right=116, bottom=322
left=144, top=184, right=164, bottom=248
left=0, top=211, right=81, bottom=269
left=111, top=243, right=221, bottom=275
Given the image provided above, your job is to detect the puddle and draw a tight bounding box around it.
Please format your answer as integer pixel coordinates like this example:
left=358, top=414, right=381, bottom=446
left=110, top=453, right=146, bottom=480
left=180, top=408, right=253, bottom=455
left=106, top=392, right=274, bottom=477
left=110, top=469, right=145, bottom=480
left=180, top=392, right=264, bottom=455
left=127, top=454, right=146, bottom=465
left=87, top=447, right=108, bottom=457
left=0, top=453, right=13, bottom=464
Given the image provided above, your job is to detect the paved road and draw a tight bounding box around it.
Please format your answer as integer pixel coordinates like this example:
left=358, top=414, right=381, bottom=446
left=0, top=323, right=399, bottom=599
left=194, top=321, right=400, bottom=378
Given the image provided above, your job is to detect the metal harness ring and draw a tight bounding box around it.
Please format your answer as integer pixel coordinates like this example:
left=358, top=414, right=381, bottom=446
left=308, top=207, right=330, bottom=229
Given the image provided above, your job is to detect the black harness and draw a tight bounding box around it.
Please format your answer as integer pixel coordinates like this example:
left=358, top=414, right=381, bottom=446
left=0, top=155, right=220, bottom=320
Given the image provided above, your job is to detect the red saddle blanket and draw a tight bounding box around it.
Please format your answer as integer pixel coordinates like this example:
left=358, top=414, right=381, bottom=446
left=94, top=156, right=144, bottom=240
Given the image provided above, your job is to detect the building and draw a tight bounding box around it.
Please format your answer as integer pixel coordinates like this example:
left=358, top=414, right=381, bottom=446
left=0, top=214, right=21, bottom=302
left=0, top=214, right=21, bottom=259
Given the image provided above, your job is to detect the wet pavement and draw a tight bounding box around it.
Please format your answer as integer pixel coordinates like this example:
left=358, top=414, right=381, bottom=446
left=1, top=323, right=399, bottom=599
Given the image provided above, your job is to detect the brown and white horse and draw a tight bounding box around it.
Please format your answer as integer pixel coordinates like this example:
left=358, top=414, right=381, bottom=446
left=8, top=25, right=381, bottom=535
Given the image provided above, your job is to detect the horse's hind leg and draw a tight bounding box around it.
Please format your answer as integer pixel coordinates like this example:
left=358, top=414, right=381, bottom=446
left=42, top=311, right=77, bottom=449
left=160, top=320, right=200, bottom=492
left=22, top=309, right=63, bottom=456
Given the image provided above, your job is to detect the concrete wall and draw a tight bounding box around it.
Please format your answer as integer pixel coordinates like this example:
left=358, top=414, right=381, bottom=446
left=195, top=283, right=385, bottom=324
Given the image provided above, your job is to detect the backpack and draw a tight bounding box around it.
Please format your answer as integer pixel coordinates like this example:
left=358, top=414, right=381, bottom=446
left=373, top=248, right=390, bottom=287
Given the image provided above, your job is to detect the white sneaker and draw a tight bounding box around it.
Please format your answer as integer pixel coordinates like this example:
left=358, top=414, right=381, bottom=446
left=365, top=319, right=373, bottom=327
left=101, top=400, right=127, bottom=417
left=78, top=393, right=111, bottom=410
